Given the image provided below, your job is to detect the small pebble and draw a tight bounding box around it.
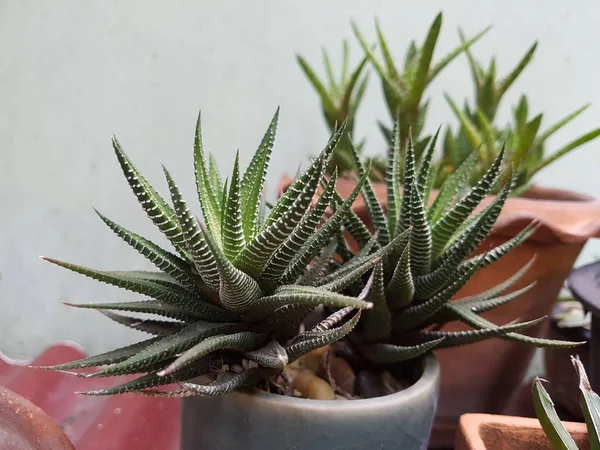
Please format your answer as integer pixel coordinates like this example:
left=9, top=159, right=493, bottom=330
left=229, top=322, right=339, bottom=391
left=356, top=370, right=386, bottom=399
left=293, top=369, right=335, bottom=400
left=328, top=356, right=356, bottom=396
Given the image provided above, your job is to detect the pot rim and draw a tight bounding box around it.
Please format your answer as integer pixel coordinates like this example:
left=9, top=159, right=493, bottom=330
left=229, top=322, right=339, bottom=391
left=221, top=353, right=439, bottom=412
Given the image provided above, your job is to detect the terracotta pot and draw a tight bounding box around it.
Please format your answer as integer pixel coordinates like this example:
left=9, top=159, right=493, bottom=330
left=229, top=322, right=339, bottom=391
left=278, top=176, right=600, bottom=448
left=0, top=385, right=75, bottom=450
left=181, top=355, right=439, bottom=450
left=454, top=413, right=589, bottom=450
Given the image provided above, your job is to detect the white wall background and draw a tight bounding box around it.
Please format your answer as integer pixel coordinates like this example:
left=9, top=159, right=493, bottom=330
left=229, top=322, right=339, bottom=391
left=1, top=0, right=599, bottom=358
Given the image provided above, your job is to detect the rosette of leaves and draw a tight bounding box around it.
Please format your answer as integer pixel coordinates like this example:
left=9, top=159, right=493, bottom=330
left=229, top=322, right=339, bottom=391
left=352, top=13, right=489, bottom=164
left=444, top=36, right=600, bottom=192
left=297, top=41, right=387, bottom=178
left=38, top=110, right=390, bottom=397
left=322, top=119, right=580, bottom=366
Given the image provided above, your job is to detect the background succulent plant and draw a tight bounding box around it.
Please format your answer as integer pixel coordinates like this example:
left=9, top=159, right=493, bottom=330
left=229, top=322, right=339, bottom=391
left=302, top=12, right=600, bottom=195
left=39, top=110, right=386, bottom=397
left=296, top=42, right=384, bottom=178
left=351, top=13, right=488, bottom=165
left=444, top=38, right=600, bottom=192
left=533, top=356, right=599, bottom=450
left=323, top=119, right=579, bottom=368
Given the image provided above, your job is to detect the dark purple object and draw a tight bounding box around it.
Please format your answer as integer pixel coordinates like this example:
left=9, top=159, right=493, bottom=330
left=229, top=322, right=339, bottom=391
left=567, top=261, right=600, bottom=391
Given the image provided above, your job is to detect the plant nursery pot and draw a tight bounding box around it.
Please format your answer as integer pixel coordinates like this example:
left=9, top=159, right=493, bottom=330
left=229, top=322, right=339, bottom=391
left=454, top=413, right=589, bottom=450
left=278, top=176, right=600, bottom=449
left=0, top=385, right=75, bottom=450
left=181, top=354, right=439, bottom=450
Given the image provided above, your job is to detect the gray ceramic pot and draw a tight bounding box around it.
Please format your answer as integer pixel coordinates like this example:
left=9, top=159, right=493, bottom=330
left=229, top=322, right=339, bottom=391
left=181, top=354, right=439, bottom=450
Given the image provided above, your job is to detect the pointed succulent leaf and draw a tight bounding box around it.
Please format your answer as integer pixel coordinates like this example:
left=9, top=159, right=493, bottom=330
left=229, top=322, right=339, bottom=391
left=296, top=55, right=336, bottom=113
left=415, top=126, right=440, bottom=201
left=36, top=337, right=162, bottom=371
left=457, top=283, right=535, bottom=314
left=417, top=319, right=543, bottom=349
left=363, top=262, right=392, bottom=343
left=387, top=242, right=415, bottom=309
left=416, top=183, right=511, bottom=299
left=408, top=13, right=442, bottom=105
left=264, top=123, right=344, bottom=230
left=163, top=166, right=221, bottom=291
left=180, top=367, right=277, bottom=397
left=459, top=223, right=536, bottom=275
left=532, top=377, right=579, bottom=450
left=447, top=303, right=582, bottom=349
left=235, top=151, right=325, bottom=278
left=350, top=143, right=389, bottom=246
left=445, top=94, right=483, bottom=150
left=539, top=104, right=589, bottom=142
left=454, top=257, right=535, bottom=307
left=429, top=26, right=490, bottom=82
left=199, top=221, right=262, bottom=314
left=245, top=340, right=289, bottom=369
left=319, top=229, right=410, bottom=293
left=331, top=190, right=373, bottom=248
left=315, top=235, right=378, bottom=287
left=112, top=137, right=189, bottom=259
left=572, top=356, right=600, bottom=449
left=286, top=311, right=361, bottom=362
left=386, top=119, right=401, bottom=234
left=394, top=260, right=483, bottom=332
left=296, top=238, right=338, bottom=287
left=158, top=331, right=266, bottom=377
left=221, top=151, right=245, bottom=259
left=194, top=112, right=223, bottom=242
left=396, top=133, right=417, bottom=235
left=258, top=171, right=338, bottom=289
left=82, top=364, right=212, bottom=396
left=279, top=171, right=369, bottom=285
left=240, top=109, right=278, bottom=240
left=245, top=285, right=372, bottom=322
left=362, top=338, right=444, bottom=364
left=532, top=127, right=600, bottom=176
left=95, top=210, right=203, bottom=293
left=90, top=321, right=246, bottom=377
left=409, top=180, right=432, bottom=276
left=497, top=42, right=538, bottom=98
left=100, top=311, right=186, bottom=336
left=208, top=153, right=224, bottom=204
left=42, top=258, right=235, bottom=321
left=431, top=145, right=505, bottom=256
left=427, top=149, right=478, bottom=224
left=64, top=299, right=199, bottom=322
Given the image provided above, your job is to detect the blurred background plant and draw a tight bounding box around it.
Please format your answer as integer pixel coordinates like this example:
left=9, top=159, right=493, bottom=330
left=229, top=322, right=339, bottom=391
left=300, top=12, right=600, bottom=195
left=444, top=37, right=600, bottom=192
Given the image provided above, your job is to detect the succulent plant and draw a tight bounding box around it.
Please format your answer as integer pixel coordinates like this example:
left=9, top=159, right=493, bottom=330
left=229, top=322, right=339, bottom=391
left=444, top=37, right=600, bottom=192
left=352, top=13, right=488, bottom=163
left=38, top=110, right=391, bottom=397
left=324, top=119, right=579, bottom=367
left=533, top=356, right=599, bottom=450
left=297, top=42, right=384, bottom=178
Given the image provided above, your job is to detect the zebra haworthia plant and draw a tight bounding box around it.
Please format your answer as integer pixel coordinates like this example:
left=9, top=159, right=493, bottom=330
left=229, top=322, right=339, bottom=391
left=39, top=109, right=387, bottom=397
left=328, top=120, right=581, bottom=366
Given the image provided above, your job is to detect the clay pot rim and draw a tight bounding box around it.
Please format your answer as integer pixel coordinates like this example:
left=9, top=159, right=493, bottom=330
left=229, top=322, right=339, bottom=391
left=228, top=353, right=439, bottom=411
left=456, top=413, right=587, bottom=449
